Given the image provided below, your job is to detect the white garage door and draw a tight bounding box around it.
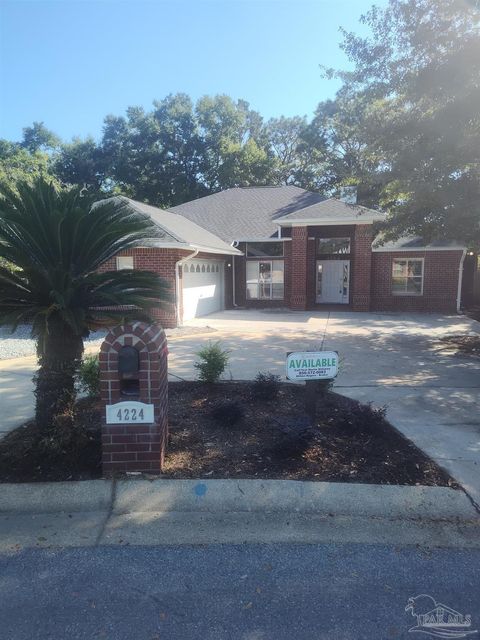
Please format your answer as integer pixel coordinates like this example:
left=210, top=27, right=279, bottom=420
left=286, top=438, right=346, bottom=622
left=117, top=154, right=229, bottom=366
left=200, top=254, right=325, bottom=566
left=182, top=259, right=224, bottom=321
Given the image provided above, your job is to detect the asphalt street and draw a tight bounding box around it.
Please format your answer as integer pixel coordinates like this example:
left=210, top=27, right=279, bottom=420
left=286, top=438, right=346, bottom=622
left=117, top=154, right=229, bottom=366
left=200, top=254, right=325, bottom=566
left=1, top=542, right=479, bottom=640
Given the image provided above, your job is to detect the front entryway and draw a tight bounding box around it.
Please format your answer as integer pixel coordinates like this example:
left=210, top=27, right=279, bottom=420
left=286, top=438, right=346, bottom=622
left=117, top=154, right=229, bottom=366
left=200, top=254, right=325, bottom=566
left=182, top=259, right=224, bottom=321
left=316, top=260, right=350, bottom=304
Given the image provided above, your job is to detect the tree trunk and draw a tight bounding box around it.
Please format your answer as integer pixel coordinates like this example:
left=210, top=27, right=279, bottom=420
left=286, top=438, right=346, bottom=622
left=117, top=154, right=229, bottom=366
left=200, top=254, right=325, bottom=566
left=34, top=321, right=84, bottom=433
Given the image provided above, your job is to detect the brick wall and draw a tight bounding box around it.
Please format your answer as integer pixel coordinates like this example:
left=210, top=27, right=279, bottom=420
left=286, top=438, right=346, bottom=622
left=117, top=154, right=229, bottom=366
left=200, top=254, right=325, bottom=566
left=99, top=247, right=231, bottom=327
left=371, top=250, right=463, bottom=312
left=100, top=323, right=168, bottom=475
left=290, top=227, right=308, bottom=310
left=351, top=225, right=373, bottom=311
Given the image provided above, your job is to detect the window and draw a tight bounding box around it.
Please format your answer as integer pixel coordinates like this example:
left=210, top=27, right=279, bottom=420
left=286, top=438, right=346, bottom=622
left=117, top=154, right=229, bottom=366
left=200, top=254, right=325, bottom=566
left=317, top=237, right=351, bottom=255
left=392, top=258, right=424, bottom=295
left=246, top=260, right=284, bottom=299
left=246, top=242, right=284, bottom=258
left=116, top=256, right=134, bottom=270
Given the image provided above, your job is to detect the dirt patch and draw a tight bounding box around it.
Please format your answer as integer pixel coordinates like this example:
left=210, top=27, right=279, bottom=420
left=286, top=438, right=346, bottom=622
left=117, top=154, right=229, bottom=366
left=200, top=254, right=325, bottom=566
left=164, top=382, right=453, bottom=486
left=439, top=335, right=480, bottom=357
left=0, top=382, right=455, bottom=486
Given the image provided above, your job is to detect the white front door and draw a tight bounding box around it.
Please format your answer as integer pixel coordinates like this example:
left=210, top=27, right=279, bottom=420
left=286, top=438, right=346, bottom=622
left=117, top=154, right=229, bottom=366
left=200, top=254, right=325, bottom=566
left=182, top=259, right=224, bottom=321
left=316, top=260, right=350, bottom=304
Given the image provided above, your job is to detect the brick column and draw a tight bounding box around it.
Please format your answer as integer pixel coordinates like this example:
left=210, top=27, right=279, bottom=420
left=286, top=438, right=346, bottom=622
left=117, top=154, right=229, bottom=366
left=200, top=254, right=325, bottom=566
left=100, top=322, right=168, bottom=475
left=290, top=226, right=308, bottom=310
left=352, top=224, right=373, bottom=311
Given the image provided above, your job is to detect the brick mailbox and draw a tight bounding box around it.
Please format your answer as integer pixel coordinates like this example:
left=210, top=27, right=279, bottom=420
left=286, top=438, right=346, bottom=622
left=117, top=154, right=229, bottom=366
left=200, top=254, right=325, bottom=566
left=100, top=322, right=168, bottom=475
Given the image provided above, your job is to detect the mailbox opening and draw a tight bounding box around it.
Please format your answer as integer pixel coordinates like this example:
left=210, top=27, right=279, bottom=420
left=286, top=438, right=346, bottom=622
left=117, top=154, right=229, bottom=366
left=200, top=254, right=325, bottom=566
left=118, top=345, right=140, bottom=398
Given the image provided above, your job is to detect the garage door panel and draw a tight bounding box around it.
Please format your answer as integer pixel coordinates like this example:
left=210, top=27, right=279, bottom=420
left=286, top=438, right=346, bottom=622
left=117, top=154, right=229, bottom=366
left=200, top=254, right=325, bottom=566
left=182, top=260, right=224, bottom=321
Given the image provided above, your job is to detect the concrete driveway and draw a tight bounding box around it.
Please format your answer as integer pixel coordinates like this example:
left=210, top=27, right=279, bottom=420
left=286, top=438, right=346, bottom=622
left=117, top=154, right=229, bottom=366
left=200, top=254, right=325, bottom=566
left=1, top=309, right=479, bottom=505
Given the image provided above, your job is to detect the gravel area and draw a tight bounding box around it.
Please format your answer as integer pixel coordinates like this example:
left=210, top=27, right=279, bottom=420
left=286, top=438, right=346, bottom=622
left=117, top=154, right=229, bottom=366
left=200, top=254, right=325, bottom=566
left=0, top=324, right=216, bottom=360
left=0, top=325, right=107, bottom=361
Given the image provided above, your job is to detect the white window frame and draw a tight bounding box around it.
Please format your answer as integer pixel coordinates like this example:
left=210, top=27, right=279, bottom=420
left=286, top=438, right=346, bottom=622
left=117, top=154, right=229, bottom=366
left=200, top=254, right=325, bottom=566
left=246, top=259, right=284, bottom=300
left=116, top=256, right=134, bottom=270
left=392, top=257, right=424, bottom=296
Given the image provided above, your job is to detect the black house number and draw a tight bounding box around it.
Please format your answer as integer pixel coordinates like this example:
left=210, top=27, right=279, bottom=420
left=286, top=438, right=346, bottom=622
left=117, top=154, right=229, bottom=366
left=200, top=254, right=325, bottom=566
left=116, top=408, right=144, bottom=421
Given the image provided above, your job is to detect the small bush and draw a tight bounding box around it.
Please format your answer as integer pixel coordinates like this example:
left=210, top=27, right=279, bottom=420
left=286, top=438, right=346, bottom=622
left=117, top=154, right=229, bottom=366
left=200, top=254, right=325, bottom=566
left=194, top=341, right=230, bottom=383
left=77, top=354, right=100, bottom=397
left=211, top=400, right=245, bottom=426
left=252, top=371, right=281, bottom=400
left=337, top=402, right=387, bottom=434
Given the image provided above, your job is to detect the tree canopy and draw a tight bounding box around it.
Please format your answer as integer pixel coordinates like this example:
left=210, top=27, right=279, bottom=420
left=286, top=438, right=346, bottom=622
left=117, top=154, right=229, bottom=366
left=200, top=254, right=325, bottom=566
left=2, top=0, right=479, bottom=245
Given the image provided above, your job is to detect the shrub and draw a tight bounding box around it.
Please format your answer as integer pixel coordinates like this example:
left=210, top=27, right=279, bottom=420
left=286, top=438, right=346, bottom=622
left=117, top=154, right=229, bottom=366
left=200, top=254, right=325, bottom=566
left=194, top=341, right=230, bottom=383
left=211, top=400, right=245, bottom=426
left=252, top=371, right=281, bottom=400
left=77, top=354, right=100, bottom=397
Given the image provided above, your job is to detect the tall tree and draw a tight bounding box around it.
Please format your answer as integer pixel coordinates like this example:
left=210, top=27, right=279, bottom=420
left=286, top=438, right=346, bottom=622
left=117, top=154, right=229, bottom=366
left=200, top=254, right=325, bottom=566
left=0, top=179, right=170, bottom=435
left=0, top=140, right=58, bottom=189
left=196, top=95, right=274, bottom=190
left=331, top=0, right=480, bottom=244
left=266, top=115, right=328, bottom=190
left=21, top=121, right=60, bottom=153
left=53, top=137, right=107, bottom=194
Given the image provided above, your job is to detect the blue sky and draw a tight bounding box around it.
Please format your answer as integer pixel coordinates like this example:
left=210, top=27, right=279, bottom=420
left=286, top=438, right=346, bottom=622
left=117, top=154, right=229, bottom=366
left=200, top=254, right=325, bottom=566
left=0, top=0, right=385, bottom=143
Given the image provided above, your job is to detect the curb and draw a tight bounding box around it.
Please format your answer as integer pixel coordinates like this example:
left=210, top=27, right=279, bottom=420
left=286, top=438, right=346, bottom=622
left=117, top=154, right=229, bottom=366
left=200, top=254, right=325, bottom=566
left=0, top=478, right=478, bottom=521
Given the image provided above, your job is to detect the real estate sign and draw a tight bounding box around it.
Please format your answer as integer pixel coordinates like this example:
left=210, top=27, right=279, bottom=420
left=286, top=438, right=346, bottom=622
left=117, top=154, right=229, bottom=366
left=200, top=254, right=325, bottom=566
left=286, top=351, right=338, bottom=381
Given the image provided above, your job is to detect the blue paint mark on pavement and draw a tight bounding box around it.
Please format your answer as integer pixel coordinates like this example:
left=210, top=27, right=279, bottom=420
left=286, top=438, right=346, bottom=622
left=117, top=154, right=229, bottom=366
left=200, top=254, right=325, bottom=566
left=194, top=483, right=207, bottom=497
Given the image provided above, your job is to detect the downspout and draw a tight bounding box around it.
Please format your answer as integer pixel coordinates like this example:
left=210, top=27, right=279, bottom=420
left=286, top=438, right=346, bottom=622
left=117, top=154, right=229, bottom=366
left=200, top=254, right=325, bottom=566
left=232, top=241, right=240, bottom=307
left=175, top=248, right=199, bottom=326
left=457, top=249, right=467, bottom=314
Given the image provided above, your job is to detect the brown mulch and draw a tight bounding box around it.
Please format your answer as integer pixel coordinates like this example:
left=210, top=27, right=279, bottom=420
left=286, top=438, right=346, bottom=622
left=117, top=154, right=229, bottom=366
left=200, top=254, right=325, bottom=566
left=439, top=335, right=480, bottom=357
left=0, top=382, right=454, bottom=486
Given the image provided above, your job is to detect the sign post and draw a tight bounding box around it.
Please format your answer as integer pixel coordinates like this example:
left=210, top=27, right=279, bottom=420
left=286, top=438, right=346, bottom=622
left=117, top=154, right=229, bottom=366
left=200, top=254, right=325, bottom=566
left=286, top=351, right=339, bottom=423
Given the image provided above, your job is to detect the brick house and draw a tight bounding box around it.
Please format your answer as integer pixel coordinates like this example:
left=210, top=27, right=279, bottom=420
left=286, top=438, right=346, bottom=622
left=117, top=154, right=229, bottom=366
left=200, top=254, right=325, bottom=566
left=105, top=187, right=467, bottom=327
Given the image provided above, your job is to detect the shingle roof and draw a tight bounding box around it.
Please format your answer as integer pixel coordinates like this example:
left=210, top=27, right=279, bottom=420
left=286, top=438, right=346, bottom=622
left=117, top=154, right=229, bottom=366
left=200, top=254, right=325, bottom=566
left=277, top=198, right=386, bottom=224
left=372, top=235, right=465, bottom=251
left=169, top=186, right=326, bottom=242
left=108, top=197, right=242, bottom=255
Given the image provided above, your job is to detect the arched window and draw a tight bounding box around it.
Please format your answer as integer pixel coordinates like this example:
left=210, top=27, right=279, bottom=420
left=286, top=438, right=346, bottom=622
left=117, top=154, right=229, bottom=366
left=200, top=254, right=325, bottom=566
left=196, top=264, right=200, bottom=272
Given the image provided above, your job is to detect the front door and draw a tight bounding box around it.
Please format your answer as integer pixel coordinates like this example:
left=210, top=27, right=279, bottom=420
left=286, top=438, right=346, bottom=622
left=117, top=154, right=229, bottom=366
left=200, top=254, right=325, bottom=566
left=316, top=260, right=350, bottom=304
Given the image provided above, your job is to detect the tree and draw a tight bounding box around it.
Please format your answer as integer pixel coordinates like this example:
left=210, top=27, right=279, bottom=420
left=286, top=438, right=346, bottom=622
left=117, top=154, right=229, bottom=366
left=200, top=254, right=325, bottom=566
left=266, top=115, right=328, bottom=190
left=0, top=178, right=170, bottom=435
left=307, top=90, right=386, bottom=206
left=331, top=0, right=480, bottom=244
left=0, top=140, right=58, bottom=189
left=21, top=121, right=60, bottom=153
left=53, top=136, right=107, bottom=194
left=196, top=94, right=274, bottom=190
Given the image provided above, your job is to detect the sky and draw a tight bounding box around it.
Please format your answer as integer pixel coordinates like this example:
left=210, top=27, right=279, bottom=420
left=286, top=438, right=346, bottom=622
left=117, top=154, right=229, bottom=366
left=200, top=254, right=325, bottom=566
left=0, top=0, right=386, bottom=143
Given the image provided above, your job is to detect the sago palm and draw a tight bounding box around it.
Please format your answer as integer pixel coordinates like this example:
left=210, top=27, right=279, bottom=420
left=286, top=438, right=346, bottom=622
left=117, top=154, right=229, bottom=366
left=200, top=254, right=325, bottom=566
left=0, top=178, right=170, bottom=432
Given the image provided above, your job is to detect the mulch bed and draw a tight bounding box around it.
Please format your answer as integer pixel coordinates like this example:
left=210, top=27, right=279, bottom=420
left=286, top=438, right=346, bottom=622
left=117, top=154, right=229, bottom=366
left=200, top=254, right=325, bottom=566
left=439, top=335, right=480, bottom=357
left=0, top=382, right=454, bottom=486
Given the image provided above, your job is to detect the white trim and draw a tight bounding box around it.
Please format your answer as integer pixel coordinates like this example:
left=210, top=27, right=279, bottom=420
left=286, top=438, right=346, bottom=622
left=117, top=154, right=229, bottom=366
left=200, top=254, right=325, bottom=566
left=149, top=241, right=241, bottom=256
left=373, top=246, right=465, bottom=253
left=278, top=218, right=382, bottom=227
left=391, top=257, right=424, bottom=296
left=234, top=238, right=292, bottom=243
left=457, top=249, right=467, bottom=313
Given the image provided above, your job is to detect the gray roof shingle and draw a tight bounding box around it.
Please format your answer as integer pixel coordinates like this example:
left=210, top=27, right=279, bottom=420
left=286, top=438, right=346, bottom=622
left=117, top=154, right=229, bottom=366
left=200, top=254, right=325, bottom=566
left=277, top=198, right=386, bottom=224
left=105, top=196, right=242, bottom=255
left=169, top=186, right=326, bottom=242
